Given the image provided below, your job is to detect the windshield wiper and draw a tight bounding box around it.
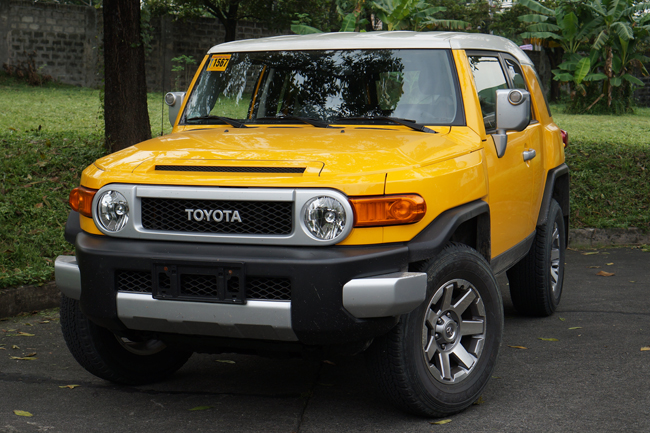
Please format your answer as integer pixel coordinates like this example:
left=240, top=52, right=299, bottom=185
left=256, top=115, right=330, bottom=128
left=335, top=116, right=436, bottom=133
left=185, top=115, right=248, bottom=128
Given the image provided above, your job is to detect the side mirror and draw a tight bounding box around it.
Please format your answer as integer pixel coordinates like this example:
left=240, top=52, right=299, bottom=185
left=492, top=89, right=531, bottom=158
left=165, top=92, right=186, bottom=127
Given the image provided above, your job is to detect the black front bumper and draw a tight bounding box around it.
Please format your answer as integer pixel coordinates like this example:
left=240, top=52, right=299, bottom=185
left=75, top=232, right=408, bottom=345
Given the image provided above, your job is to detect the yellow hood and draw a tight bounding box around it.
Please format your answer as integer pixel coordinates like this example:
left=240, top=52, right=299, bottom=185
left=94, top=126, right=480, bottom=177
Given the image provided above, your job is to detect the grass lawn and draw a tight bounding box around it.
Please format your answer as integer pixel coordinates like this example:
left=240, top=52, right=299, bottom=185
left=0, top=74, right=648, bottom=289
left=553, top=107, right=650, bottom=231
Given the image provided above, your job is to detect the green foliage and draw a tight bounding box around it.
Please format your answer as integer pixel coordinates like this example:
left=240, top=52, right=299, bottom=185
left=292, top=0, right=471, bottom=33
left=372, top=0, right=468, bottom=31
left=491, top=4, right=531, bottom=43
left=171, top=55, right=197, bottom=91
left=425, top=0, right=494, bottom=33
left=0, top=74, right=172, bottom=289
left=553, top=105, right=650, bottom=230
left=517, top=0, right=650, bottom=114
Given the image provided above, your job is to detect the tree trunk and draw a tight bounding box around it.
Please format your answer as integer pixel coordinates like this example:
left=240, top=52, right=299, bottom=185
left=605, top=45, right=613, bottom=108
left=103, top=0, right=152, bottom=153
left=224, top=1, right=240, bottom=42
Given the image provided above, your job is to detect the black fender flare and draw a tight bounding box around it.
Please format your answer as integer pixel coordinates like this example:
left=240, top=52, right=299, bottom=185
left=407, top=199, right=490, bottom=263
left=536, top=163, right=570, bottom=240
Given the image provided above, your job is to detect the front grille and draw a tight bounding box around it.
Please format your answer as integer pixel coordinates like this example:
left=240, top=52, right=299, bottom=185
left=141, top=198, right=292, bottom=235
left=116, top=270, right=291, bottom=301
left=155, top=165, right=305, bottom=174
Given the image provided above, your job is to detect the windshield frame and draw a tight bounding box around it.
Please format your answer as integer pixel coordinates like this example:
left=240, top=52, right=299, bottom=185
left=180, top=48, right=466, bottom=128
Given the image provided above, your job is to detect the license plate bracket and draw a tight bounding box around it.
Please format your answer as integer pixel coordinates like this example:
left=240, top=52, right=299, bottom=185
left=152, top=262, right=246, bottom=304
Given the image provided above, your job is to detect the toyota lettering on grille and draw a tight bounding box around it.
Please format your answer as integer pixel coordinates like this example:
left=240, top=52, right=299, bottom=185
left=184, top=209, right=242, bottom=223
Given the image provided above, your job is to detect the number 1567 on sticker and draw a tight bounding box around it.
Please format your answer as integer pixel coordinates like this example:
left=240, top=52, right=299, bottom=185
left=207, top=55, right=231, bottom=72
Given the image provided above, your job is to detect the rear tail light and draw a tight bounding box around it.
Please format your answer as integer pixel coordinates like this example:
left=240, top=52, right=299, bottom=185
left=69, top=186, right=97, bottom=218
left=350, top=194, right=426, bottom=227
left=561, top=129, right=568, bottom=147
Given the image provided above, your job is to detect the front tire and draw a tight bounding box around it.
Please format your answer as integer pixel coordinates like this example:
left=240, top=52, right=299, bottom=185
left=507, top=199, right=566, bottom=316
left=366, top=244, right=503, bottom=417
left=60, top=295, right=191, bottom=385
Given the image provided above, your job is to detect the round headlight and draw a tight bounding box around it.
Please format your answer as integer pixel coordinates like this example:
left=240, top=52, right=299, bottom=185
left=97, top=190, right=129, bottom=232
left=302, top=196, right=347, bottom=241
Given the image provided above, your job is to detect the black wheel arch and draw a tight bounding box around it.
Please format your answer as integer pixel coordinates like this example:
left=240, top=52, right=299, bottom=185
left=536, top=163, right=570, bottom=243
left=407, top=199, right=491, bottom=265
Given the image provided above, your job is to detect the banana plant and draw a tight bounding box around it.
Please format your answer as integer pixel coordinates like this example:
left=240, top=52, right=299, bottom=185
left=371, top=0, right=468, bottom=31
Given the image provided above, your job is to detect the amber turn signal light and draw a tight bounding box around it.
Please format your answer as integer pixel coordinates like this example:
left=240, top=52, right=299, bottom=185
left=350, top=194, right=426, bottom=227
left=69, top=186, right=97, bottom=218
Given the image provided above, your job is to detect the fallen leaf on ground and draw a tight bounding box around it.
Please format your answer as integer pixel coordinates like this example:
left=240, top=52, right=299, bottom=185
left=587, top=266, right=601, bottom=269
left=630, top=281, right=636, bottom=283
left=14, top=410, right=33, bottom=417
left=508, top=345, right=528, bottom=350
left=568, top=327, right=582, bottom=330
left=606, top=263, right=614, bottom=265
left=189, top=406, right=213, bottom=411
left=59, top=385, right=80, bottom=389
left=596, top=271, right=615, bottom=277
left=539, top=338, right=559, bottom=341
left=641, top=347, right=650, bottom=352
left=16, top=332, right=35, bottom=336
left=559, top=317, right=566, bottom=321
left=0, top=347, right=5, bottom=350
left=582, top=252, right=599, bottom=255
left=26, top=352, right=36, bottom=357
left=430, top=419, right=452, bottom=425
left=12, top=345, right=19, bottom=349
left=10, top=356, right=37, bottom=360
left=215, top=359, right=235, bottom=364
left=473, top=396, right=485, bottom=405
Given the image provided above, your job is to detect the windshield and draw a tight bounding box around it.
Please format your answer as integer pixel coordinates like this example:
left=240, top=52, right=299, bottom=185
left=182, top=49, right=464, bottom=126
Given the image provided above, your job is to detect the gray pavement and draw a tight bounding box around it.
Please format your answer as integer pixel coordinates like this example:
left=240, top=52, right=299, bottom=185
left=1, top=247, right=649, bottom=432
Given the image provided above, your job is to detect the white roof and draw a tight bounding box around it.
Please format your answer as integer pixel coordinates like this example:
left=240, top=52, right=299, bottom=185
left=208, top=31, right=533, bottom=66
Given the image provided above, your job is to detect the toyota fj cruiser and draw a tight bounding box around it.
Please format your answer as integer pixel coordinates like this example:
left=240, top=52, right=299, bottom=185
left=55, top=31, right=569, bottom=417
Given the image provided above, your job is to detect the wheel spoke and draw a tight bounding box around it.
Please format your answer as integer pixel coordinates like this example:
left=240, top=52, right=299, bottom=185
left=453, top=290, right=476, bottom=316
left=438, top=351, right=452, bottom=380
left=460, top=319, right=484, bottom=336
left=440, top=283, right=454, bottom=311
left=451, top=344, right=476, bottom=370
left=424, top=336, right=438, bottom=361
left=550, top=266, right=559, bottom=283
left=551, top=249, right=560, bottom=262
left=425, top=308, right=438, bottom=329
left=431, top=286, right=444, bottom=305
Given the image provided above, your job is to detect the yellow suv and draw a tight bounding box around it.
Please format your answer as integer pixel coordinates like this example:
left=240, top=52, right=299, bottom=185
left=55, top=31, right=569, bottom=417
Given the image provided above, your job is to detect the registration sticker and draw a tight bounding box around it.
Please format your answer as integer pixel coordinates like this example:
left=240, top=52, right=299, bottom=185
left=207, top=54, right=231, bottom=72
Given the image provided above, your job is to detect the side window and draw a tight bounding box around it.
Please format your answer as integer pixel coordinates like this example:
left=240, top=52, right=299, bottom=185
left=468, top=55, right=508, bottom=131
left=504, top=59, right=527, bottom=90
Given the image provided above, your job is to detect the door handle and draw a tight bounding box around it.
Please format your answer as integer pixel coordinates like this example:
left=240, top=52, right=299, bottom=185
left=523, top=149, right=536, bottom=162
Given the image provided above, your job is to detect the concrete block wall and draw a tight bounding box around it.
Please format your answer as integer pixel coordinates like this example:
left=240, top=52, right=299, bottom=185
left=0, top=0, right=101, bottom=87
left=1, top=1, right=286, bottom=90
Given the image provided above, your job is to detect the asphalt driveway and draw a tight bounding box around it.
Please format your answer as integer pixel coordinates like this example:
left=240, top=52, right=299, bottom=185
left=1, top=247, right=649, bottom=432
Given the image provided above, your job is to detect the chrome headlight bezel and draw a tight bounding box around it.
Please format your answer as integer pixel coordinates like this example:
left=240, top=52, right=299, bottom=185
left=95, top=190, right=130, bottom=233
left=300, top=195, right=350, bottom=242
